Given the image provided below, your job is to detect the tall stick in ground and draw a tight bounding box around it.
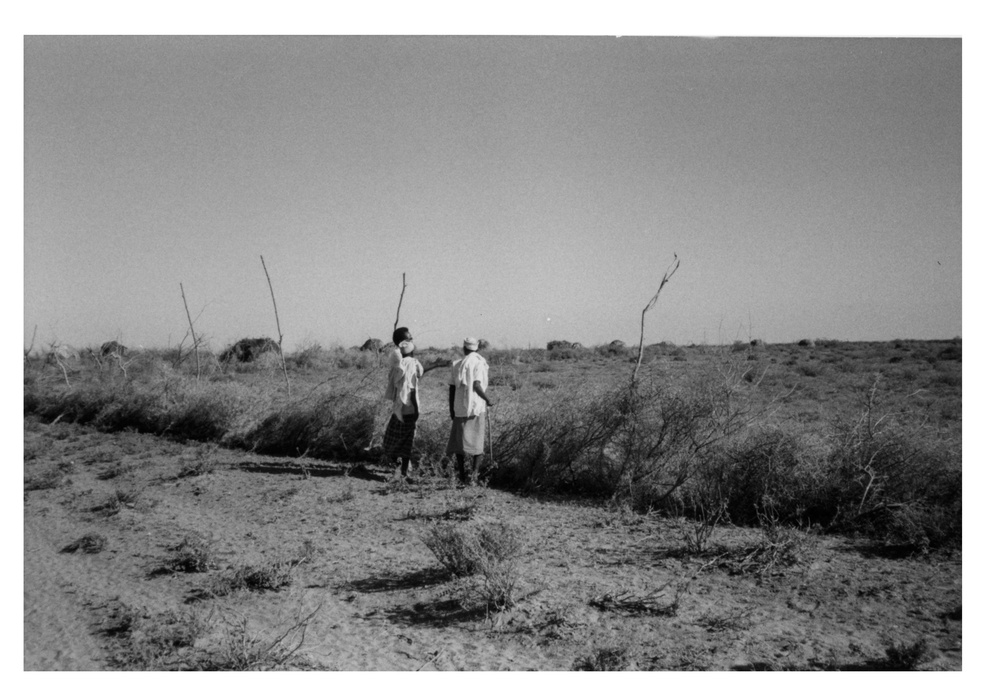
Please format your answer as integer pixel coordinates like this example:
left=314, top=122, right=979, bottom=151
left=394, top=272, right=407, bottom=332
left=632, top=254, right=680, bottom=385
left=25, top=324, right=37, bottom=361
left=180, top=283, right=201, bottom=380
left=260, top=255, right=291, bottom=397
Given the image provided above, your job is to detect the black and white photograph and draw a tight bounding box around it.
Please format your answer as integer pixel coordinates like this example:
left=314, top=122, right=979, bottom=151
left=19, top=7, right=980, bottom=680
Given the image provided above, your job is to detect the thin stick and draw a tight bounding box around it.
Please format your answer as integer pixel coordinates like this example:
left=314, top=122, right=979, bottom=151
left=260, top=255, right=291, bottom=397
left=394, top=272, right=407, bottom=332
left=632, top=254, right=680, bottom=385
left=180, top=283, right=201, bottom=380
left=417, top=650, right=441, bottom=671
left=25, top=324, right=37, bottom=360
left=486, top=405, right=494, bottom=468
left=55, top=356, right=70, bottom=387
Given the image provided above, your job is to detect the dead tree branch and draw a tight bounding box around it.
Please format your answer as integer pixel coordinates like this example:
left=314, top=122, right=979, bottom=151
left=394, top=272, right=407, bottom=332
left=25, top=325, right=37, bottom=361
left=632, top=254, right=680, bottom=385
left=180, top=283, right=201, bottom=380
left=260, top=255, right=291, bottom=397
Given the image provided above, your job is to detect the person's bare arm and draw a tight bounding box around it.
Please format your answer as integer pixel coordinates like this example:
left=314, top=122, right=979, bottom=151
left=421, top=357, right=452, bottom=374
left=449, top=385, right=457, bottom=420
left=473, top=380, right=493, bottom=407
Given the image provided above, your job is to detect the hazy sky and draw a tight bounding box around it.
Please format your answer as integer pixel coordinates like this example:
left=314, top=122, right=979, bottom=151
left=24, top=36, right=961, bottom=351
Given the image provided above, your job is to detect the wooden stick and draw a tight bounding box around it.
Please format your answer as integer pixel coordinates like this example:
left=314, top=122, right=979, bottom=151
left=394, top=272, right=407, bottom=332
left=25, top=324, right=37, bottom=360
left=260, top=255, right=291, bottom=397
left=180, top=283, right=201, bottom=380
left=632, top=254, right=680, bottom=385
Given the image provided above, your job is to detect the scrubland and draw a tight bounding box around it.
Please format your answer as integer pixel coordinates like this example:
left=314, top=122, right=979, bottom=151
left=23, top=338, right=961, bottom=670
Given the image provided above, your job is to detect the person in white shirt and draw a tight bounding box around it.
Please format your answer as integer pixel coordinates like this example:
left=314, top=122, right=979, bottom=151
left=446, top=337, right=494, bottom=484
left=382, top=339, right=422, bottom=479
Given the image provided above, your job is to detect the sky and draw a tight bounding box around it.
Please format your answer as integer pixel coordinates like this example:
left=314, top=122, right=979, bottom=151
left=23, top=34, right=962, bottom=352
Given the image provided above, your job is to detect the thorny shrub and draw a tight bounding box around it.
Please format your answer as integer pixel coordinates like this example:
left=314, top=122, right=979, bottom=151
left=825, top=379, right=961, bottom=549
left=423, top=519, right=525, bottom=613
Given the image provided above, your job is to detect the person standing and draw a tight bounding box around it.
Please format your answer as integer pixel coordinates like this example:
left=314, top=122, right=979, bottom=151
left=382, top=339, right=423, bottom=480
left=447, top=337, right=493, bottom=484
left=384, top=326, right=413, bottom=399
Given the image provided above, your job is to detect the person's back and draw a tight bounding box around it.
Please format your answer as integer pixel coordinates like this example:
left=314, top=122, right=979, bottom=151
left=446, top=338, right=493, bottom=484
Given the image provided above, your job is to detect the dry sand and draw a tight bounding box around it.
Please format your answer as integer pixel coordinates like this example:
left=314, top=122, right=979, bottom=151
left=23, top=416, right=961, bottom=671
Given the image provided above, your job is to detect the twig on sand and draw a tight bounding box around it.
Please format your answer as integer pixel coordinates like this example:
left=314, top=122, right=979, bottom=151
left=417, top=650, right=442, bottom=671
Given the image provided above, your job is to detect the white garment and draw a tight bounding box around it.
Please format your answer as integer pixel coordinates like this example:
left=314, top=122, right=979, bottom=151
left=384, top=346, right=403, bottom=401
left=449, top=352, right=489, bottom=418
left=389, top=357, right=423, bottom=421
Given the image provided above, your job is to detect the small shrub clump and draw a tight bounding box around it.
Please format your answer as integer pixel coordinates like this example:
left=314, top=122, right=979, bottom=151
left=211, top=558, right=296, bottom=596
left=162, top=536, right=217, bottom=573
left=573, top=646, right=635, bottom=671
left=423, top=519, right=525, bottom=613
left=60, top=533, right=108, bottom=554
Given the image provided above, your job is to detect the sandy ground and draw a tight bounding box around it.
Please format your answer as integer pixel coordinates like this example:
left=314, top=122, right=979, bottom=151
left=23, top=416, right=961, bottom=671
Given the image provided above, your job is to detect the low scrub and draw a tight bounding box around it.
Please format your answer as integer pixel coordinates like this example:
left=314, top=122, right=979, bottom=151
left=158, top=536, right=217, bottom=574
left=236, top=390, right=380, bottom=461
left=60, top=533, right=108, bottom=554
left=424, top=519, right=525, bottom=613
left=210, top=555, right=304, bottom=596
left=824, top=387, right=961, bottom=549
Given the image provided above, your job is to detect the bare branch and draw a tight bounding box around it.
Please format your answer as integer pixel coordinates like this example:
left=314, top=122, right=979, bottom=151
left=260, top=255, right=291, bottom=397
left=394, top=272, right=407, bottom=332
left=180, top=283, right=201, bottom=380
left=632, top=254, right=681, bottom=384
left=25, top=324, right=37, bottom=360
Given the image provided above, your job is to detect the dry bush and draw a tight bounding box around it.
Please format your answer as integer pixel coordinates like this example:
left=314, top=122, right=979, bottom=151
left=106, top=607, right=211, bottom=670
left=489, top=356, right=776, bottom=511
left=208, top=549, right=311, bottom=596
left=93, top=488, right=141, bottom=517
left=723, top=517, right=814, bottom=577
left=238, top=388, right=381, bottom=461
left=160, top=536, right=217, bottom=573
left=589, top=582, right=685, bottom=617
left=423, top=520, right=525, bottom=613
left=97, top=462, right=137, bottom=480
left=60, top=533, right=107, bottom=554
left=573, top=646, right=636, bottom=671
left=203, top=606, right=321, bottom=671
left=826, top=379, right=961, bottom=549
left=882, top=638, right=933, bottom=670
left=24, top=467, right=68, bottom=491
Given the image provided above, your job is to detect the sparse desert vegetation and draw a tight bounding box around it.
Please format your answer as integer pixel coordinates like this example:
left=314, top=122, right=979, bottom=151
left=23, top=338, right=961, bottom=670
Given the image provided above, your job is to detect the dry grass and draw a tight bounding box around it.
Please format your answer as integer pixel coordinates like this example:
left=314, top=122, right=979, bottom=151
left=60, top=533, right=107, bottom=554
left=23, top=338, right=961, bottom=552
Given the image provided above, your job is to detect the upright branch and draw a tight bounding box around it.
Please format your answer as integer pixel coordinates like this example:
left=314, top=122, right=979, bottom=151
left=394, top=272, right=407, bottom=332
left=25, top=325, right=37, bottom=361
left=260, top=255, right=291, bottom=397
left=632, top=254, right=681, bottom=385
left=180, top=283, right=201, bottom=380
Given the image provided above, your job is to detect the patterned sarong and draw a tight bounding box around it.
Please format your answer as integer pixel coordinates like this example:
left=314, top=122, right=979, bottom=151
left=383, top=413, right=418, bottom=461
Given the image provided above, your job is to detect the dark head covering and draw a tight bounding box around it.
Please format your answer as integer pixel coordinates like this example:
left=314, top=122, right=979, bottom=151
left=392, top=327, right=411, bottom=345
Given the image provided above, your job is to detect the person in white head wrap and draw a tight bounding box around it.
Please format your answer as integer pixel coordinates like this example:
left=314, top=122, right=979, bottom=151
left=446, top=337, right=494, bottom=484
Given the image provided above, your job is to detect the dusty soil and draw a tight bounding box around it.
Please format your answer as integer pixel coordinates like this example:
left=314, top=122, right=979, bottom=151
left=23, top=416, right=961, bottom=671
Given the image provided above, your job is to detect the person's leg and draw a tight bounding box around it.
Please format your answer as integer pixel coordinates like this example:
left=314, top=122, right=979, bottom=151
left=455, top=454, right=468, bottom=483
left=470, top=454, right=483, bottom=483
